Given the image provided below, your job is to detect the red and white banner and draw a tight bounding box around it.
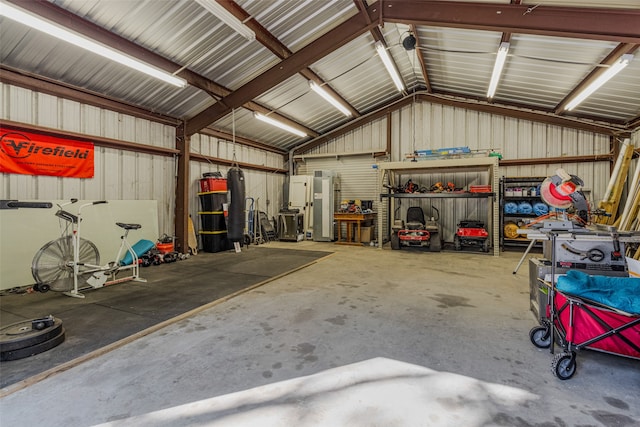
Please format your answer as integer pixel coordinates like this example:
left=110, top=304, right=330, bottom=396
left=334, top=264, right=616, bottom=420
left=0, top=127, right=94, bottom=178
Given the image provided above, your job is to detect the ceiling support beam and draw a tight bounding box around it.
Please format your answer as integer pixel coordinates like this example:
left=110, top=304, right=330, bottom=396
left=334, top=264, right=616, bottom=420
left=435, top=88, right=629, bottom=126
left=554, top=43, right=640, bottom=114
left=380, top=1, right=640, bottom=43
left=502, top=0, right=522, bottom=44
left=1, top=120, right=180, bottom=157
left=354, top=0, right=408, bottom=92
left=0, top=66, right=293, bottom=154
left=184, top=4, right=381, bottom=136
left=500, top=154, right=613, bottom=167
left=190, top=154, right=286, bottom=174
left=174, top=129, right=190, bottom=255
left=198, top=128, right=287, bottom=155
left=412, top=93, right=628, bottom=135
left=353, top=0, right=385, bottom=44
left=411, top=25, right=432, bottom=93
left=221, top=0, right=360, bottom=118
left=0, top=66, right=180, bottom=127
left=626, top=116, right=640, bottom=130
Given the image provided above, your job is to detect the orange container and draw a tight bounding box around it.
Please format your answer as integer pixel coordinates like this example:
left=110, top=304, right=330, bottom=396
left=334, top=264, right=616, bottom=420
left=200, top=172, right=227, bottom=192
left=156, top=242, right=174, bottom=254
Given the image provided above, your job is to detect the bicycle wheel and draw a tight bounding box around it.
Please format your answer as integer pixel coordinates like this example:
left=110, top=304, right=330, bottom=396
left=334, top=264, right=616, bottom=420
left=32, top=236, right=100, bottom=292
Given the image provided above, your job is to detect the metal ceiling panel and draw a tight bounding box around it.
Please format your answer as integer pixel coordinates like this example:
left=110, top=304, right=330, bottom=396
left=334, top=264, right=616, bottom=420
left=1, top=3, right=210, bottom=120
left=251, top=71, right=347, bottom=140
left=252, top=24, right=415, bottom=139
left=52, top=0, right=280, bottom=91
left=380, top=23, right=425, bottom=90
left=239, top=0, right=357, bottom=53
left=0, top=16, right=199, bottom=117
left=214, top=107, right=303, bottom=151
left=572, top=54, right=640, bottom=121
left=309, top=32, right=403, bottom=115
left=275, top=74, right=353, bottom=134
left=537, top=0, right=640, bottom=8
left=416, top=26, right=502, bottom=97
left=308, top=35, right=382, bottom=111
left=496, top=35, right=620, bottom=111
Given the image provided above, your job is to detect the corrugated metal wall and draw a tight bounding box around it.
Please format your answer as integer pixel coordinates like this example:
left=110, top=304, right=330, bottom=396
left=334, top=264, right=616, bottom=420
left=0, top=84, right=178, bottom=236
left=300, top=102, right=613, bottom=204
left=2, top=82, right=632, bottom=250
left=189, top=133, right=285, bottom=242
left=296, top=100, right=619, bottom=244
left=296, top=117, right=389, bottom=240
left=1, top=83, right=287, bottom=251
left=395, top=102, right=611, bottom=203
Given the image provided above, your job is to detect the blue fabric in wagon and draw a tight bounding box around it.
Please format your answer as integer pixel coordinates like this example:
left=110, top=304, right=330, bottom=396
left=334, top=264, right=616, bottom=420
left=556, top=270, right=640, bottom=315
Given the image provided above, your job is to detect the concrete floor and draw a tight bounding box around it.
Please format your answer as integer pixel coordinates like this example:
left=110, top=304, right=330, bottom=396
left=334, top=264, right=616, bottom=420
left=1, top=242, right=639, bottom=426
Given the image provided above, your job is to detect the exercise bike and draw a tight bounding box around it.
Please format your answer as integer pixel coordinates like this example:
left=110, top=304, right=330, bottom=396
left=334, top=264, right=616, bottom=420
left=31, top=199, right=146, bottom=298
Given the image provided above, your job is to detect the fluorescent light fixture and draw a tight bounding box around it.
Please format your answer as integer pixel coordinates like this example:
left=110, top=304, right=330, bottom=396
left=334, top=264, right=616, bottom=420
left=565, top=54, right=634, bottom=111
left=487, top=42, right=510, bottom=99
left=0, top=1, right=187, bottom=88
left=195, top=0, right=255, bottom=41
left=309, top=81, right=352, bottom=117
left=254, top=113, right=307, bottom=137
left=375, top=41, right=404, bottom=92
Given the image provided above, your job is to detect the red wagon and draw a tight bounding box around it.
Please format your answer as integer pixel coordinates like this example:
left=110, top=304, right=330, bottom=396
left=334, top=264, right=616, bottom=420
left=529, top=270, right=640, bottom=380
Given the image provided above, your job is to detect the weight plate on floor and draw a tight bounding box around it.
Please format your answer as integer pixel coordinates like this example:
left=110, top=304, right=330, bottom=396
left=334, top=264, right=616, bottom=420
left=1, top=327, right=65, bottom=362
left=0, top=317, right=63, bottom=353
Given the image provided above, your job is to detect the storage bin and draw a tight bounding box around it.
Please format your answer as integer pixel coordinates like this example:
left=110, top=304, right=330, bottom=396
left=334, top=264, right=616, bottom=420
left=200, top=231, right=230, bottom=253
left=360, top=226, right=374, bottom=243
left=199, top=172, right=227, bottom=193
left=199, top=192, right=227, bottom=212
left=156, top=242, right=174, bottom=253
left=200, top=212, right=225, bottom=231
left=469, top=185, right=492, bottom=193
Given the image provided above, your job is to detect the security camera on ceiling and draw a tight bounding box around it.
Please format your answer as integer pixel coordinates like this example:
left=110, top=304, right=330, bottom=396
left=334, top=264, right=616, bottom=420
left=402, top=33, right=416, bottom=51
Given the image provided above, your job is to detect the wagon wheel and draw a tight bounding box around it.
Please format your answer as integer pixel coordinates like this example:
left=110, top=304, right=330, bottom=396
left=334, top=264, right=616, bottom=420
left=529, top=325, right=551, bottom=348
left=454, top=235, right=461, bottom=251
left=551, top=352, right=577, bottom=380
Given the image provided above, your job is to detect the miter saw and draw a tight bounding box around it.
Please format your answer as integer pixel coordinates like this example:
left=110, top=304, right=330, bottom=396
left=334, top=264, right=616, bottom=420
left=531, top=169, right=629, bottom=274
left=537, top=169, right=590, bottom=231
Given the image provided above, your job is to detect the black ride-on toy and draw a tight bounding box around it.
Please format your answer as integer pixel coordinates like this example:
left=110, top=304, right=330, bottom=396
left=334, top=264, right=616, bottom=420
left=391, top=206, right=442, bottom=251
left=454, top=220, right=489, bottom=252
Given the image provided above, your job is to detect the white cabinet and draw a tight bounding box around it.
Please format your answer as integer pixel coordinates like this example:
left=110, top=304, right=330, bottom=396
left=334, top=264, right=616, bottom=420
left=289, top=175, right=313, bottom=235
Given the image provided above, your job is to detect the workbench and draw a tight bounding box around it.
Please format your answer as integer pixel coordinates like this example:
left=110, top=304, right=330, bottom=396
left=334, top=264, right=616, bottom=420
left=334, top=212, right=376, bottom=246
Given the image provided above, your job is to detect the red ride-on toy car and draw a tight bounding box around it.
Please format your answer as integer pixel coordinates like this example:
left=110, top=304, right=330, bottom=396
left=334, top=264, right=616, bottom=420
left=454, top=220, right=489, bottom=252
